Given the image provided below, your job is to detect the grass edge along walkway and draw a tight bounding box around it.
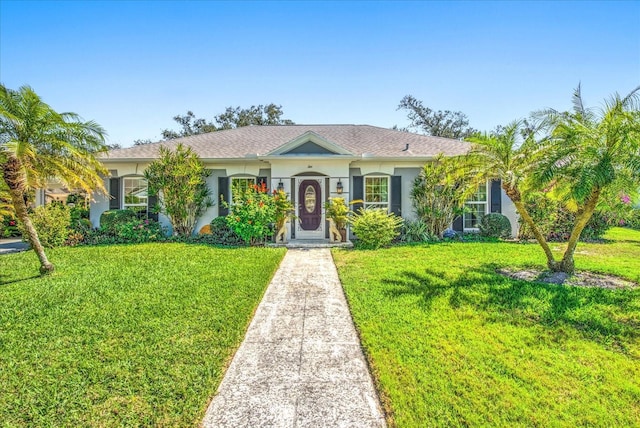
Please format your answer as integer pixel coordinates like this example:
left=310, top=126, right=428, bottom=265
left=333, top=228, right=640, bottom=427
left=0, top=243, right=286, bottom=427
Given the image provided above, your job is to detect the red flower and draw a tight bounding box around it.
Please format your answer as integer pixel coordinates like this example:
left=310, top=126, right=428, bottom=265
left=9, top=221, right=16, bottom=226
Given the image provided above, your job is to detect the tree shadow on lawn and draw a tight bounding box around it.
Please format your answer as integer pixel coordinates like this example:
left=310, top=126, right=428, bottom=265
left=0, top=273, right=41, bottom=286
left=383, top=265, right=639, bottom=352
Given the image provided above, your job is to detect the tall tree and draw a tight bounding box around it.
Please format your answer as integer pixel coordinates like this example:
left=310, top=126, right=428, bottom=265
left=0, top=84, right=107, bottom=274
left=161, top=104, right=293, bottom=140
left=398, top=95, right=477, bottom=139
left=144, top=144, right=212, bottom=236
left=467, top=121, right=558, bottom=269
left=532, top=85, right=640, bottom=273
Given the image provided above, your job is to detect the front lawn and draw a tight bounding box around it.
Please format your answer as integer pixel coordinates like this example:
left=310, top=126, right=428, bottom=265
left=333, top=228, right=640, bottom=427
left=0, top=244, right=285, bottom=426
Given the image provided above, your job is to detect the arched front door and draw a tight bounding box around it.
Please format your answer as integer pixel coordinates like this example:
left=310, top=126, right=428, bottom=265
left=297, top=178, right=324, bottom=239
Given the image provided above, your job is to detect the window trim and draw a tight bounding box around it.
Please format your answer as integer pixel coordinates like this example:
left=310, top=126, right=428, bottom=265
left=363, top=175, right=390, bottom=211
left=122, top=175, right=148, bottom=214
left=463, top=181, right=489, bottom=230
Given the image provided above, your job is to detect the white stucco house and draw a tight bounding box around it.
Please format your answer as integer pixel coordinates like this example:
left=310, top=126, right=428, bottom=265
left=87, top=124, right=519, bottom=240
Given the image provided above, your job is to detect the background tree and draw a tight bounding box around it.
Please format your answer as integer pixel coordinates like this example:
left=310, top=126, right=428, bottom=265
left=398, top=95, right=477, bottom=139
left=161, top=103, right=293, bottom=140
left=0, top=84, right=108, bottom=274
left=144, top=144, right=212, bottom=236
left=411, top=154, right=476, bottom=239
left=531, top=85, right=640, bottom=273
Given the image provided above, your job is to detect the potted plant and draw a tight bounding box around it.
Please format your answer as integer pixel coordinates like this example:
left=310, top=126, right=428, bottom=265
left=273, top=189, right=295, bottom=243
left=324, top=197, right=349, bottom=242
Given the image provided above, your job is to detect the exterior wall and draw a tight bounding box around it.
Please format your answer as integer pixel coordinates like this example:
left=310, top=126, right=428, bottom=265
left=501, top=190, right=519, bottom=237
left=393, top=167, right=421, bottom=221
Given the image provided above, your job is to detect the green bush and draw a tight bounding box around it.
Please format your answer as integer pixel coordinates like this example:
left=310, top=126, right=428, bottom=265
left=2, top=215, right=20, bottom=238
left=479, top=213, right=512, bottom=239
left=209, top=216, right=244, bottom=246
left=100, top=209, right=139, bottom=233
left=399, top=219, right=434, bottom=243
left=519, top=193, right=610, bottom=241
left=18, top=203, right=71, bottom=248
left=225, top=182, right=277, bottom=245
left=351, top=208, right=403, bottom=249
left=83, top=218, right=165, bottom=245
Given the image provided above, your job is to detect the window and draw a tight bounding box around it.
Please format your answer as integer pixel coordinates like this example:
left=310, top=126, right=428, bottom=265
left=231, top=177, right=256, bottom=201
left=364, top=176, right=389, bottom=210
left=464, top=184, right=488, bottom=229
left=123, top=176, right=148, bottom=214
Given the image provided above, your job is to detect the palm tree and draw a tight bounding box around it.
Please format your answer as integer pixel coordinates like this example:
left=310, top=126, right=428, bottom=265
left=532, top=85, right=640, bottom=273
left=467, top=121, right=560, bottom=271
left=0, top=84, right=108, bottom=274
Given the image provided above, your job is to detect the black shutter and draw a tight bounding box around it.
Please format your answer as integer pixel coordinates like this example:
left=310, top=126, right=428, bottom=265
left=218, top=177, right=229, bottom=216
left=109, top=178, right=121, bottom=210
left=147, top=194, right=158, bottom=221
left=257, top=176, right=267, bottom=190
left=352, top=176, right=364, bottom=214
left=390, top=176, right=402, bottom=216
left=490, top=179, right=502, bottom=213
left=453, top=215, right=463, bottom=233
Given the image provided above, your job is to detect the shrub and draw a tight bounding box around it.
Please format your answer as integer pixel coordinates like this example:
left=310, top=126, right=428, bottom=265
left=518, top=193, right=610, bottom=242
left=351, top=208, right=403, bottom=249
left=18, top=203, right=71, bottom=248
left=144, top=144, right=212, bottom=237
left=399, top=219, right=434, bottom=243
left=100, top=209, right=139, bottom=233
left=112, top=218, right=164, bottom=243
left=209, top=216, right=244, bottom=246
left=479, top=213, right=512, bottom=239
left=2, top=215, right=20, bottom=238
left=225, top=182, right=277, bottom=245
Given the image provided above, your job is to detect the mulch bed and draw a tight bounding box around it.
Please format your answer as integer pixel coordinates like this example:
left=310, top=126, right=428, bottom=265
left=497, top=268, right=638, bottom=289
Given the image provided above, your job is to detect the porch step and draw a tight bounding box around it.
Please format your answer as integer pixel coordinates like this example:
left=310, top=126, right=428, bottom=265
left=268, top=239, right=353, bottom=249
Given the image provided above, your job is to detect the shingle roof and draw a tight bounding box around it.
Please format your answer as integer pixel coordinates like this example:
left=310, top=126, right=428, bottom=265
left=103, top=124, right=471, bottom=161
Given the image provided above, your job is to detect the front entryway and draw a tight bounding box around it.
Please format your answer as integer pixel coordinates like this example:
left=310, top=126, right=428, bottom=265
left=296, top=178, right=324, bottom=239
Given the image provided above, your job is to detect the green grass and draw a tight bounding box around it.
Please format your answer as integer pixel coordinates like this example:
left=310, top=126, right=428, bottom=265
left=333, top=228, right=640, bottom=427
left=0, top=243, right=285, bottom=427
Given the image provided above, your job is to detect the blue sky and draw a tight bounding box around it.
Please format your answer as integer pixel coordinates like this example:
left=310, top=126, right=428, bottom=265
left=1, top=1, right=638, bottom=147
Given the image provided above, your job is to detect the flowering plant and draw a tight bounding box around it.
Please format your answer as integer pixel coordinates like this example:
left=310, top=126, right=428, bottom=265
left=225, top=182, right=277, bottom=245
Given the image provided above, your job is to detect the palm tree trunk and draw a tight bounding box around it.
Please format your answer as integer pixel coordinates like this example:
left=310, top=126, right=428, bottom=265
left=3, top=159, right=54, bottom=274
left=557, top=188, right=601, bottom=274
left=504, top=184, right=559, bottom=271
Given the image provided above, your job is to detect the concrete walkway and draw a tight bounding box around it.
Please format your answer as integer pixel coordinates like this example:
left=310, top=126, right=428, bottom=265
left=0, top=238, right=29, bottom=255
left=202, top=249, right=386, bottom=428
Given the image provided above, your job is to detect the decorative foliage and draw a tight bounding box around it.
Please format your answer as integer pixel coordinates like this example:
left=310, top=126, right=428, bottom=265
left=144, top=144, right=212, bottom=237
left=273, top=188, right=295, bottom=228
left=324, top=197, right=350, bottom=229
left=399, top=219, right=434, bottom=243
left=100, top=209, right=139, bottom=233
left=17, top=203, right=71, bottom=248
left=225, top=181, right=277, bottom=245
left=350, top=208, right=403, bottom=249
left=411, top=155, right=475, bottom=239
left=478, top=213, right=512, bottom=239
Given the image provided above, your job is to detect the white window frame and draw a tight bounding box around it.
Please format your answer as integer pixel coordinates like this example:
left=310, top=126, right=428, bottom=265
left=364, top=175, right=390, bottom=211
left=463, top=181, right=489, bottom=230
left=122, top=176, right=148, bottom=214
left=230, top=177, right=256, bottom=201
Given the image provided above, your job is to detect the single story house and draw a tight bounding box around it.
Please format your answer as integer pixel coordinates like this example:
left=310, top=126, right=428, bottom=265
left=88, top=124, right=519, bottom=240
